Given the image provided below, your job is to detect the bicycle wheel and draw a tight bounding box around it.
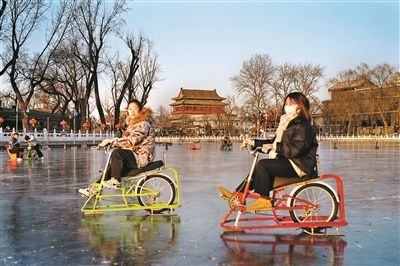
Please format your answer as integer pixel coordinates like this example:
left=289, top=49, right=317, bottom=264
left=289, top=183, right=338, bottom=224
left=137, top=174, right=176, bottom=214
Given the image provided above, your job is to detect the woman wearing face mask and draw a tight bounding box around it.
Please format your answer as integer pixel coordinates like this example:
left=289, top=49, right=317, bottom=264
left=219, top=92, right=318, bottom=211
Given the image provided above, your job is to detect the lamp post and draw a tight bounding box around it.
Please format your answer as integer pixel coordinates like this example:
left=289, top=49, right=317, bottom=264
left=15, top=101, right=19, bottom=132
left=73, top=109, right=78, bottom=133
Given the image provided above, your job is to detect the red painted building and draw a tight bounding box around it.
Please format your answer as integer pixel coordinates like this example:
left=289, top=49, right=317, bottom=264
left=170, top=88, right=227, bottom=135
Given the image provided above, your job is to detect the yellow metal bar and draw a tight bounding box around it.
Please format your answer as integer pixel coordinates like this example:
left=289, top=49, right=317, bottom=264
left=81, top=166, right=182, bottom=214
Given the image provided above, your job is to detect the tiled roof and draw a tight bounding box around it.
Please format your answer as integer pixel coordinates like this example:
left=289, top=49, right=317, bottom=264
left=172, top=88, right=226, bottom=101
left=170, top=99, right=226, bottom=106
left=328, top=78, right=374, bottom=91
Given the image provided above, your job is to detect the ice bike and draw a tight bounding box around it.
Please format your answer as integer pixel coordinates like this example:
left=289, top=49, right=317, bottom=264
left=220, top=147, right=347, bottom=235
left=7, top=146, right=38, bottom=160
left=81, top=146, right=181, bottom=216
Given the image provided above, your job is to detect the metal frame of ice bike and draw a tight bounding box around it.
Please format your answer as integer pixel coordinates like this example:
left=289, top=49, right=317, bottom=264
left=220, top=147, right=347, bottom=235
left=81, top=146, right=181, bottom=216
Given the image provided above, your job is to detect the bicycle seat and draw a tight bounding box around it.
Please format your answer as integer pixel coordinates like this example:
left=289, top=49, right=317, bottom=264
left=273, top=175, right=321, bottom=190
left=124, top=160, right=164, bottom=177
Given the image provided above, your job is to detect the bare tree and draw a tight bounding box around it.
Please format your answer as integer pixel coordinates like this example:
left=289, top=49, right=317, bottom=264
left=368, top=64, right=400, bottom=133
left=105, top=35, right=160, bottom=127
left=1, top=0, right=47, bottom=77
left=106, top=53, right=123, bottom=122
left=102, top=97, right=115, bottom=127
left=327, top=68, right=366, bottom=134
left=129, top=39, right=161, bottom=106
left=239, top=100, right=259, bottom=136
left=0, top=90, right=14, bottom=107
left=223, top=95, right=240, bottom=136
left=271, top=63, right=296, bottom=121
left=230, top=54, right=275, bottom=136
left=108, top=35, right=142, bottom=127
left=70, top=0, right=126, bottom=125
left=291, top=63, right=323, bottom=97
left=153, top=105, right=171, bottom=135
left=40, top=38, right=93, bottom=123
left=329, top=63, right=399, bottom=134
left=0, top=0, right=7, bottom=32
left=1, top=0, right=71, bottom=130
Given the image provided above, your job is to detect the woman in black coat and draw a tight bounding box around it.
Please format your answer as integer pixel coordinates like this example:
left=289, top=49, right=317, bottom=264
left=219, top=92, right=318, bottom=211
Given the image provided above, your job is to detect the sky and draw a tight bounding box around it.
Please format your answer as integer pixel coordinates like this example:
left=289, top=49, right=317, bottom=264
left=1, top=0, right=398, bottom=112
left=116, top=0, right=399, bottom=110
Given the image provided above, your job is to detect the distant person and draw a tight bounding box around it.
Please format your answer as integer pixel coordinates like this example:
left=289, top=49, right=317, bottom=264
left=8, top=132, right=24, bottom=159
left=219, top=92, right=318, bottom=211
left=79, top=99, right=155, bottom=197
left=24, top=134, right=44, bottom=158
left=220, top=136, right=232, bottom=150
left=115, top=128, right=123, bottom=138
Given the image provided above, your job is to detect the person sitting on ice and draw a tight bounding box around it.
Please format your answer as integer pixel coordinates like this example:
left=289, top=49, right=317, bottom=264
left=8, top=132, right=24, bottom=159
left=24, top=134, right=44, bottom=159
left=220, top=136, right=232, bottom=150
left=218, top=92, right=318, bottom=211
left=78, top=99, right=155, bottom=197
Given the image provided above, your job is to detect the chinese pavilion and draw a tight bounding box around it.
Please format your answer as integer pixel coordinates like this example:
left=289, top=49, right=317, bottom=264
left=169, top=88, right=227, bottom=135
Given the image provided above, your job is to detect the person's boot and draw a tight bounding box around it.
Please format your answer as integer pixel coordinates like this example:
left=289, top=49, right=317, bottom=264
left=102, top=178, right=121, bottom=189
left=247, top=197, right=272, bottom=211
left=218, top=186, right=233, bottom=200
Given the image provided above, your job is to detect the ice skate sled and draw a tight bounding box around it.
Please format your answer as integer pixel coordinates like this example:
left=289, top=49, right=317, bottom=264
left=7, top=145, right=25, bottom=160
left=23, top=149, right=39, bottom=160
left=81, top=147, right=181, bottom=216
left=220, top=147, right=347, bottom=236
left=220, top=142, right=232, bottom=151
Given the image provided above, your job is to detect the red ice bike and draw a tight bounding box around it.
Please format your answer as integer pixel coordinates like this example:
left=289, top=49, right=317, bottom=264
left=220, top=147, right=347, bottom=235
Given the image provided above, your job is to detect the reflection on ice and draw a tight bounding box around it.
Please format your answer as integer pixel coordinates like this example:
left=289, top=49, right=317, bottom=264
left=0, top=142, right=399, bottom=265
left=221, top=231, right=347, bottom=266
left=80, top=214, right=180, bottom=265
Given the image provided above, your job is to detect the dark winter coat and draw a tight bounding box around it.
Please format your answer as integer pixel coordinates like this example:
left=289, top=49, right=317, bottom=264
left=255, top=116, right=319, bottom=178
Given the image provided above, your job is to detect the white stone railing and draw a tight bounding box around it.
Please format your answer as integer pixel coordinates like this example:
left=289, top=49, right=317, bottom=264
left=1, top=127, right=399, bottom=145
left=156, top=135, right=244, bottom=143
left=157, top=134, right=400, bottom=143
left=0, top=128, right=114, bottom=144
left=317, top=134, right=400, bottom=142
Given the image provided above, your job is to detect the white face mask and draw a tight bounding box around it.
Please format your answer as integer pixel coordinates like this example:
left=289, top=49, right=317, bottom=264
left=284, top=104, right=297, bottom=114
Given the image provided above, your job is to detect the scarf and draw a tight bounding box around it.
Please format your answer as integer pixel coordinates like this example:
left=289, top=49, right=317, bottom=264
left=268, top=112, right=306, bottom=177
left=268, top=112, right=297, bottom=159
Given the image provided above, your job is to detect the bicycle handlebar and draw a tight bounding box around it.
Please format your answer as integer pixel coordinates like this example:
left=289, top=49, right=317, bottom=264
left=99, top=138, right=133, bottom=153
left=245, top=145, right=261, bottom=156
left=98, top=140, right=116, bottom=152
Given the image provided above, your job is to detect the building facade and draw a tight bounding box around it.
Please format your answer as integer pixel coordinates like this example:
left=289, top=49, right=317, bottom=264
left=169, top=88, right=227, bottom=135
left=0, top=107, right=67, bottom=132
left=322, top=78, right=400, bottom=135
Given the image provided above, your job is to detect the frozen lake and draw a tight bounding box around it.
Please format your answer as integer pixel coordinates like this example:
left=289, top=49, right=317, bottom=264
left=1, top=141, right=399, bottom=265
